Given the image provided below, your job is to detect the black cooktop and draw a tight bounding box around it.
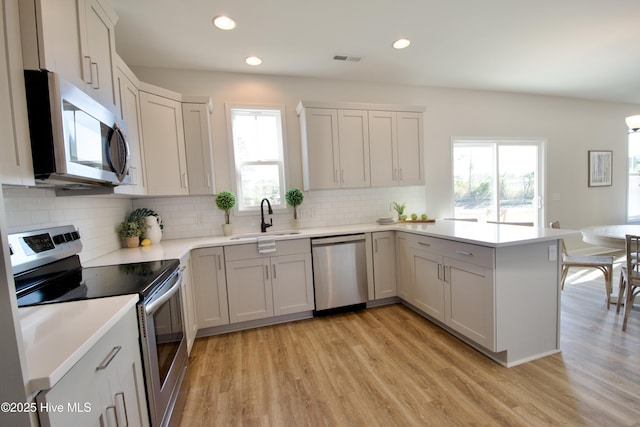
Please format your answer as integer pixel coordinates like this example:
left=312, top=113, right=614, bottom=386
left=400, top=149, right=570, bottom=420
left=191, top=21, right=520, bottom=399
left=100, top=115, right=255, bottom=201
left=15, top=255, right=180, bottom=307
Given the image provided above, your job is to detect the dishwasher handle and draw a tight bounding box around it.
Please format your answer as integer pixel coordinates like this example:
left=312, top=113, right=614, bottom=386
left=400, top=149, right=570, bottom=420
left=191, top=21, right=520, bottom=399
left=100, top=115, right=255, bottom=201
left=312, top=234, right=366, bottom=246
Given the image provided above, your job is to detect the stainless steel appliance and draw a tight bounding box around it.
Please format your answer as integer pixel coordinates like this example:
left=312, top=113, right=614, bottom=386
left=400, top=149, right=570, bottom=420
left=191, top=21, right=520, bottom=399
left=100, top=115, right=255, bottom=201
left=10, top=225, right=187, bottom=427
left=23, top=71, right=131, bottom=192
left=311, top=234, right=368, bottom=314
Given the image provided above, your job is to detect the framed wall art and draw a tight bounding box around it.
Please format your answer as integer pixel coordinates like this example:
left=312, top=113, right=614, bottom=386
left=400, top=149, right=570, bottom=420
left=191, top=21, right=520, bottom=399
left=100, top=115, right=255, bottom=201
left=588, top=150, right=612, bottom=187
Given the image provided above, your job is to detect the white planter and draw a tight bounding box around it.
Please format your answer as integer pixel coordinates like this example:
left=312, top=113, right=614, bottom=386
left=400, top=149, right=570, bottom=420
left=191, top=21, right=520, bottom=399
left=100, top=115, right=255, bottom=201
left=290, top=218, right=301, bottom=230
left=221, top=224, right=233, bottom=236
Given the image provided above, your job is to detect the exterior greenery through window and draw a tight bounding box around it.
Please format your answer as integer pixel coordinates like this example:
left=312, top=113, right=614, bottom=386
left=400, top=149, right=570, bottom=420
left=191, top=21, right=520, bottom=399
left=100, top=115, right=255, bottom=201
left=628, top=131, right=640, bottom=222
left=228, top=105, right=286, bottom=212
left=452, top=139, right=543, bottom=225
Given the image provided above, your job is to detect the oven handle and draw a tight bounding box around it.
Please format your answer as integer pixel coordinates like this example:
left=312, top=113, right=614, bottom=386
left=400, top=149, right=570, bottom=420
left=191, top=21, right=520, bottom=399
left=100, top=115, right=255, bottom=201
left=145, top=271, right=182, bottom=316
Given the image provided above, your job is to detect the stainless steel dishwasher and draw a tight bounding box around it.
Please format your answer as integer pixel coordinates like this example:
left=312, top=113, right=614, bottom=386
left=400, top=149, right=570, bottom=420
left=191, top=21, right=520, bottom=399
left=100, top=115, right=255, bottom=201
left=312, top=234, right=367, bottom=314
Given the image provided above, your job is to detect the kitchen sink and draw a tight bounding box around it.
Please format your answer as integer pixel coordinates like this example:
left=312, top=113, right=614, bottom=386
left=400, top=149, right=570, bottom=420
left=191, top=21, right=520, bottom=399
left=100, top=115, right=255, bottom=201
left=229, top=230, right=302, bottom=240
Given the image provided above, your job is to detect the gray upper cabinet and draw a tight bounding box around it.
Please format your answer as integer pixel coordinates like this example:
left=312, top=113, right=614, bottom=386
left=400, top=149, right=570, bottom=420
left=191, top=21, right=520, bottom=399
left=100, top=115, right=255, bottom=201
left=19, top=0, right=119, bottom=113
left=297, top=101, right=424, bottom=191
left=1, top=0, right=34, bottom=186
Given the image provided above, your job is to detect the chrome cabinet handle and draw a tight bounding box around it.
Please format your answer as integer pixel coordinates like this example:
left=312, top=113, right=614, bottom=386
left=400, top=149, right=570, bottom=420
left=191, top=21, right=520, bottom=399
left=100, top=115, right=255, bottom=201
left=115, top=392, right=129, bottom=427
left=265, top=265, right=269, bottom=280
left=217, top=254, right=222, bottom=270
left=455, top=250, right=473, bottom=256
left=106, top=405, right=117, bottom=426
left=272, top=264, right=277, bottom=279
left=91, top=62, right=99, bottom=89
left=83, top=56, right=92, bottom=84
left=418, top=241, right=430, bottom=247
left=96, top=346, right=121, bottom=371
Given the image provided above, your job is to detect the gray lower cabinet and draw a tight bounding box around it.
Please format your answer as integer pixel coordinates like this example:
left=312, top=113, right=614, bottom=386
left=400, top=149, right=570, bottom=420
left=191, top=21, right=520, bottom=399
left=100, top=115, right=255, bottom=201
left=36, top=308, right=148, bottom=427
left=191, top=247, right=229, bottom=329
left=372, top=231, right=397, bottom=299
left=396, top=232, right=495, bottom=351
left=224, top=239, right=314, bottom=324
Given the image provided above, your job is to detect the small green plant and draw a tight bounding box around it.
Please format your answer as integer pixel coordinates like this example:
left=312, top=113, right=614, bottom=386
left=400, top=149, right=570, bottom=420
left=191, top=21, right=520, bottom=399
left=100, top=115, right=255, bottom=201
left=392, top=202, right=406, bottom=220
left=116, top=217, right=147, bottom=238
left=215, top=191, right=236, bottom=224
left=285, top=188, right=304, bottom=219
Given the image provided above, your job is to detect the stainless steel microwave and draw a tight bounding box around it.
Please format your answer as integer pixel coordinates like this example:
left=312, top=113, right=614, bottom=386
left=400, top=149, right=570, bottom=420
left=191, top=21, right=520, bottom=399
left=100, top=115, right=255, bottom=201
left=23, top=70, right=131, bottom=189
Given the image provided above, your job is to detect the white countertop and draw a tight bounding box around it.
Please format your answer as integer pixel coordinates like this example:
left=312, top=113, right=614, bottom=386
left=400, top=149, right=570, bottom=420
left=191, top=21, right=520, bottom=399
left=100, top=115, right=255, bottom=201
left=19, top=294, right=138, bottom=394
left=85, top=220, right=577, bottom=266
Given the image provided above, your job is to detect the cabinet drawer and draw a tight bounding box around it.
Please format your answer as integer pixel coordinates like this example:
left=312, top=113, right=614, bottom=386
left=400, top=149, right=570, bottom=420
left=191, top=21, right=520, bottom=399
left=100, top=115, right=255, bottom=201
left=224, top=238, right=311, bottom=261
left=399, top=232, right=446, bottom=253
left=440, top=240, right=494, bottom=268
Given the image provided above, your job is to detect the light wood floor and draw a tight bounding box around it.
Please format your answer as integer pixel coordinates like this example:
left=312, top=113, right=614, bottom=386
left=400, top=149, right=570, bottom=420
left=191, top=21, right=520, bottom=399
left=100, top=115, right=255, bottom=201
left=179, top=274, right=640, bottom=426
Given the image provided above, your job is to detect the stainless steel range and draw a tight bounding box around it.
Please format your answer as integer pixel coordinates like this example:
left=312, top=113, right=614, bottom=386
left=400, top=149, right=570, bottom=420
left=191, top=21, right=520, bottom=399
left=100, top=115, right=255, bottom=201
left=10, top=225, right=187, bottom=427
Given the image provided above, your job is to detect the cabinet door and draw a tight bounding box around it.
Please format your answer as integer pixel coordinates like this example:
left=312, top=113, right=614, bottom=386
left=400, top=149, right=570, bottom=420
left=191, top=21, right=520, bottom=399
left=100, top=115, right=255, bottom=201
left=337, top=109, right=370, bottom=188
left=411, top=248, right=445, bottom=321
left=395, top=233, right=412, bottom=300
left=192, top=247, right=229, bottom=329
left=271, top=253, right=314, bottom=315
left=81, top=0, right=117, bottom=110
left=300, top=107, right=340, bottom=190
left=226, top=258, right=273, bottom=323
left=396, top=112, right=424, bottom=185
left=445, top=257, right=495, bottom=350
left=182, top=102, right=215, bottom=195
left=368, top=111, right=397, bottom=187
left=114, top=65, right=146, bottom=195
left=180, top=257, right=198, bottom=354
left=21, top=0, right=86, bottom=89
left=372, top=231, right=397, bottom=299
left=140, top=91, right=189, bottom=195
left=1, top=0, right=34, bottom=186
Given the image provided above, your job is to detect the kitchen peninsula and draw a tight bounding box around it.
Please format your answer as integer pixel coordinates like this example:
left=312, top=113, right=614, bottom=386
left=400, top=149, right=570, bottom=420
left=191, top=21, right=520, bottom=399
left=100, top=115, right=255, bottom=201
left=82, top=220, right=575, bottom=367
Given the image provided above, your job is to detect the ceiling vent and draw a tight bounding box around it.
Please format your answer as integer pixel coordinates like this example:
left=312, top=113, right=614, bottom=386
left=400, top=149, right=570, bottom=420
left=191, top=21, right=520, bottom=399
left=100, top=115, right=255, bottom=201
left=333, top=54, right=362, bottom=62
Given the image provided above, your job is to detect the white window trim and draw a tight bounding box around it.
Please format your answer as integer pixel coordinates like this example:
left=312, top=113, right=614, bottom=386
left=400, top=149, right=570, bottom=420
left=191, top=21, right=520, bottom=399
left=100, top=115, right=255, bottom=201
left=224, top=103, right=289, bottom=216
left=450, top=136, right=546, bottom=226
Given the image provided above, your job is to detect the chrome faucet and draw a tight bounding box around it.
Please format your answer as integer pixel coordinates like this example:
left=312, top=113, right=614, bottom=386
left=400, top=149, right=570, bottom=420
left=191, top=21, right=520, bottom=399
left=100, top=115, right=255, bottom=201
left=260, top=198, right=273, bottom=232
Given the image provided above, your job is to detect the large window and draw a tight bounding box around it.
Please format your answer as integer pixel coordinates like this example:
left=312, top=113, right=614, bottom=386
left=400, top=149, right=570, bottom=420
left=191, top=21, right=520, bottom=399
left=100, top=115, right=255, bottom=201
left=628, top=131, right=640, bottom=222
left=452, top=139, right=544, bottom=225
left=227, top=105, right=286, bottom=212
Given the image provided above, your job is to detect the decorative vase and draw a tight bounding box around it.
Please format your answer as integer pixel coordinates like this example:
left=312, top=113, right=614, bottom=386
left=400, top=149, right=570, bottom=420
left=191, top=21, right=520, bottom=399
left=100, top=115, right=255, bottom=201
left=124, top=236, right=139, bottom=248
left=144, top=216, right=162, bottom=244
left=221, top=223, right=233, bottom=236
left=290, top=218, right=301, bottom=230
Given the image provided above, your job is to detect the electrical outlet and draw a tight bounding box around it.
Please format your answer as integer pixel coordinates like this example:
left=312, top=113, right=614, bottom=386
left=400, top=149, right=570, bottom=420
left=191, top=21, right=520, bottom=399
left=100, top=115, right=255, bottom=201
left=548, top=244, right=557, bottom=261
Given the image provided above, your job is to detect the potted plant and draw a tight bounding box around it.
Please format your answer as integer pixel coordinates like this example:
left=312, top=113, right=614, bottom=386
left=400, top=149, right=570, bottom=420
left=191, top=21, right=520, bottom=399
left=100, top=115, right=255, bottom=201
left=392, top=201, right=407, bottom=221
left=116, top=217, right=148, bottom=248
left=285, top=188, right=304, bottom=229
left=215, top=190, right=236, bottom=236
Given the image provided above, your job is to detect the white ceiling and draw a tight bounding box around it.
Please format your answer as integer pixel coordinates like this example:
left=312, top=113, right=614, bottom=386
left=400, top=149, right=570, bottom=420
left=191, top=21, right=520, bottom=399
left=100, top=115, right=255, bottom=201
left=112, top=0, right=640, bottom=104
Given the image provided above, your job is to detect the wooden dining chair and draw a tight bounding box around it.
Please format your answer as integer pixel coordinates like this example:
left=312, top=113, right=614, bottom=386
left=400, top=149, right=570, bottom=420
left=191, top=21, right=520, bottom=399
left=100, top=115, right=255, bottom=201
left=550, top=221, right=615, bottom=309
left=617, top=234, right=640, bottom=330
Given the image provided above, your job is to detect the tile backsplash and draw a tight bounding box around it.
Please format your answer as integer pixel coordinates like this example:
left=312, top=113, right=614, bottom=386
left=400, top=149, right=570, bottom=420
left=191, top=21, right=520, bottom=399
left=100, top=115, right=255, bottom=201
left=4, top=185, right=426, bottom=261
left=3, top=187, right=133, bottom=262
left=133, top=186, right=427, bottom=239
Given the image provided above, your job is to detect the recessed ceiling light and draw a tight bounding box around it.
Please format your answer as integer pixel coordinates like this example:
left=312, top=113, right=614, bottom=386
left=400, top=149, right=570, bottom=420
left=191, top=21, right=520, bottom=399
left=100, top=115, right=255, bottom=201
left=213, top=15, right=236, bottom=30
left=245, top=56, right=262, bottom=66
left=392, top=38, right=411, bottom=49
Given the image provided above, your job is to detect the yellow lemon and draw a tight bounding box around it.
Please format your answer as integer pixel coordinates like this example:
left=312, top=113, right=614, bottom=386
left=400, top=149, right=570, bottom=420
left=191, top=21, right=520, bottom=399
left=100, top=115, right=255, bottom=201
left=141, top=238, right=151, bottom=246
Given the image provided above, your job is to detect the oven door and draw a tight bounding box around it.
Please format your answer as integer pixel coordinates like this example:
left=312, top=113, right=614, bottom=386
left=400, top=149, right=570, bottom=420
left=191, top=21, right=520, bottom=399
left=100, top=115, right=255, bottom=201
left=138, top=269, right=188, bottom=427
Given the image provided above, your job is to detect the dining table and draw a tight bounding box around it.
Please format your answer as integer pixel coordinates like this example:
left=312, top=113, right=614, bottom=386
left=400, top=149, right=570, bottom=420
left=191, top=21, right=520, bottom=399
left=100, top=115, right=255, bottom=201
left=581, top=224, right=640, bottom=250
